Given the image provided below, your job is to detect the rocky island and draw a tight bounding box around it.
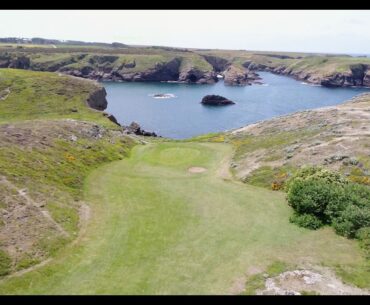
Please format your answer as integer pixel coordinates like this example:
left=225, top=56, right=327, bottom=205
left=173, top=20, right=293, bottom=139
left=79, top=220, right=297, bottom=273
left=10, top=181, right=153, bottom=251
left=201, top=95, right=235, bottom=106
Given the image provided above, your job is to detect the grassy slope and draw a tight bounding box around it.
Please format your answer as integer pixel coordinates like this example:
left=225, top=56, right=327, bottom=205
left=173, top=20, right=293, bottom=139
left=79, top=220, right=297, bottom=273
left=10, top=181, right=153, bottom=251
left=0, top=69, right=117, bottom=126
left=0, top=142, right=366, bottom=294
left=0, top=68, right=135, bottom=274
left=192, top=94, right=370, bottom=191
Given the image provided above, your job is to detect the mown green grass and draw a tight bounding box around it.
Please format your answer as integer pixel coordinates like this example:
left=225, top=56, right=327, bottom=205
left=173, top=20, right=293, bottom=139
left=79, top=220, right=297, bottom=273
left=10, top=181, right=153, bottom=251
left=0, top=142, right=366, bottom=294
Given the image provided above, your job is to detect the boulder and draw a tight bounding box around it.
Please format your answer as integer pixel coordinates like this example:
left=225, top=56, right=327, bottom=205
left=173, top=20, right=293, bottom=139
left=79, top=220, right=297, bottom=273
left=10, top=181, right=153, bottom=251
left=86, top=86, right=108, bottom=111
left=102, top=112, right=120, bottom=126
left=126, top=122, right=157, bottom=137
left=201, top=95, right=235, bottom=106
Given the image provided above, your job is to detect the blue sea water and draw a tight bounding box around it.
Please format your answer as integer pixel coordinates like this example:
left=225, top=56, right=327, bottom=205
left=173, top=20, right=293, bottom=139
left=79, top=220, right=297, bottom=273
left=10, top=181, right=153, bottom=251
left=104, top=72, right=370, bottom=139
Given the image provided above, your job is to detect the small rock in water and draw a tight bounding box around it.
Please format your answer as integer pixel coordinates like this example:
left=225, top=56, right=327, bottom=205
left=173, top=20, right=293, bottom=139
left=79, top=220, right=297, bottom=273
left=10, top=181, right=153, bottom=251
left=201, top=95, right=235, bottom=106
left=151, top=93, right=175, bottom=99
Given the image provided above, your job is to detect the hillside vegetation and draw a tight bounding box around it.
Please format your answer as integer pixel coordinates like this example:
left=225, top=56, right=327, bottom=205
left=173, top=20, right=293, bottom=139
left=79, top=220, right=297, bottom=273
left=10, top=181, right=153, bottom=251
left=0, top=69, right=135, bottom=275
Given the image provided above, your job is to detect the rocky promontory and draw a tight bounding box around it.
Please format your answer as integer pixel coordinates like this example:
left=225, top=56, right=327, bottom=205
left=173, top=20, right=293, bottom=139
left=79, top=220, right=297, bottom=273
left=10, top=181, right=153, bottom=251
left=223, top=65, right=261, bottom=86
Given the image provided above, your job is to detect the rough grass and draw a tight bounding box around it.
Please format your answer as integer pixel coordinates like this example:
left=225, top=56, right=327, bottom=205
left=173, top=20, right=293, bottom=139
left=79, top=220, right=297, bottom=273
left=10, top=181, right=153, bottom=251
left=242, top=261, right=290, bottom=295
left=0, top=250, right=11, bottom=276
left=0, top=122, right=135, bottom=272
left=0, top=69, right=116, bottom=127
left=0, top=142, right=367, bottom=294
left=0, top=69, right=136, bottom=275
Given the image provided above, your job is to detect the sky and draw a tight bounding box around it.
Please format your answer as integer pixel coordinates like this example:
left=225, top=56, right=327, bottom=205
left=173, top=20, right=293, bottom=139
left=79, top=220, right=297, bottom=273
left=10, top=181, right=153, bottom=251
left=0, top=10, right=370, bottom=54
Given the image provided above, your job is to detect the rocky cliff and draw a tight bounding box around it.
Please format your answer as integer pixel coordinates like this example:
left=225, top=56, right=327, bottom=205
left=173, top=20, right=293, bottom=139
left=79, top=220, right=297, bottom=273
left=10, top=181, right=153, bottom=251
left=2, top=47, right=370, bottom=88
left=223, top=65, right=261, bottom=86
left=247, top=61, right=370, bottom=88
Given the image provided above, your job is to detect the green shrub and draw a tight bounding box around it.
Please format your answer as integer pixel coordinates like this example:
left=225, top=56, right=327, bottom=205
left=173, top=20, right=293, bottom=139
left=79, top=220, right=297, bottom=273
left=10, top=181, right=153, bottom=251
left=0, top=249, right=12, bottom=276
left=328, top=183, right=370, bottom=238
left=333, top=205, right=370, bottom=238
left=289, top=213, right=324, bottom=229
left=287, top=177, right=343, bottom=222
left=285, top=166, right=347, bottom=192
left=287, top=167, right=370, bottom=246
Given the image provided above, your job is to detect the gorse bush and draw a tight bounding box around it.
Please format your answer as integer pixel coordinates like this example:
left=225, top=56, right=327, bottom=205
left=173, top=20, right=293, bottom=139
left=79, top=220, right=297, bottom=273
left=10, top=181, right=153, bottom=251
left=285, top=166, right=347, bottom=192
left=287, top=166, right=370, bottom=248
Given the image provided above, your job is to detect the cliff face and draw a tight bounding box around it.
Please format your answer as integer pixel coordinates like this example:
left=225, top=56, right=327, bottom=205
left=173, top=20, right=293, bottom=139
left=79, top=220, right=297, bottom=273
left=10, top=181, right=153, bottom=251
left=0, top=54, right=30, bottom=69
left=59, top=56, right=218, bottom=84
left=178, top=67, right=217, bottom=84
left=223, top=65, right=260, bottom=86
left=202, top=55, right=230, bottom=72
left=248, top=61, right=370, bottom=88
left=2, top=47, right=370, bottom=88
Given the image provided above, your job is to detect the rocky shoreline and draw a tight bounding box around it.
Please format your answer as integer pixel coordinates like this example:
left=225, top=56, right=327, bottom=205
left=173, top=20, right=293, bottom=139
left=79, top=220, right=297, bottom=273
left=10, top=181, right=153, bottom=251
left=85, top=84, right=159, bottom=137
left=1, top=50, right=370, bottom=87
left=246, top=62, right=370, bottom=88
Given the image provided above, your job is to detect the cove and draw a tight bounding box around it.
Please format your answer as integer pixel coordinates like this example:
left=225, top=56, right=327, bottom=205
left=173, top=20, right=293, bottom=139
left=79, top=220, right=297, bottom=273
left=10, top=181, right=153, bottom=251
left=104, top=72, right=370, bottom=139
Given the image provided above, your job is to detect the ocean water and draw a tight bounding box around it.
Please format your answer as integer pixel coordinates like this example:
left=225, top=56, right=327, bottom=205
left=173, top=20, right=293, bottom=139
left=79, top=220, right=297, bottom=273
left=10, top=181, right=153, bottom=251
left=104, top=72, right=370, bottom=139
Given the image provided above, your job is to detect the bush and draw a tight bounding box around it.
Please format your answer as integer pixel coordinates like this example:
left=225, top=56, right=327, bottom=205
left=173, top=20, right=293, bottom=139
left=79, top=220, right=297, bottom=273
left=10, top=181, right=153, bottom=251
left=289, top=213, right=324, bottom=230
left=286, top=166, right=370, bottom=241
left=332, top=205, right=370, bottom=238
left=0, top=249, right=12, bottom=276
left=285, top=166, right=347, bottom=192
left=287, top=177, right=343, bottom=222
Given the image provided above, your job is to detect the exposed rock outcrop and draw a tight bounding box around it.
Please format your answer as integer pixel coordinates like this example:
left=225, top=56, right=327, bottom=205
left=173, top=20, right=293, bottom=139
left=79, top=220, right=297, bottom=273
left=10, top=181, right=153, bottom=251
left=125, top=122, right=158, bottom=137
left=63, top=58, right=182, bottom=83
left=223, top=65, right=261, bottom=86
left=247, top=60, right=370, bottom=88
left=202, top=55, right=230, bottom=72
left=0, top=54, right=30, bottom=69
left=201, top=95, right=235, bottom=106
left=178, top=67, right=217, bottom=84
left=102, top=112, right=120, bottom=126
left=86, top=86, right=108, bottom=111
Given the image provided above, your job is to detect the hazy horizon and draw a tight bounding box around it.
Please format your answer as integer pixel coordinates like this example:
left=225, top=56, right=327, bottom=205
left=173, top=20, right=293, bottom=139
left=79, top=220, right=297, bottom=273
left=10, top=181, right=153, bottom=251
left=1, top=10, right=370, bottom=54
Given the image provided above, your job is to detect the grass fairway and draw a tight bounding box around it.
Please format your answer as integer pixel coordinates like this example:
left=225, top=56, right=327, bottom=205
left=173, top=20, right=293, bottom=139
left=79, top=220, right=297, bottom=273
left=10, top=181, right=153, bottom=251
left=0, top=142, right=365, bottom=294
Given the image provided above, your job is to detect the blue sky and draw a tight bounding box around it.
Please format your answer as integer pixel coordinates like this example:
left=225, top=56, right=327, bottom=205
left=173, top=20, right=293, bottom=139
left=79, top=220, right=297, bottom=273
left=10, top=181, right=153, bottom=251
left=0, top=10, right=369, bottom=54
